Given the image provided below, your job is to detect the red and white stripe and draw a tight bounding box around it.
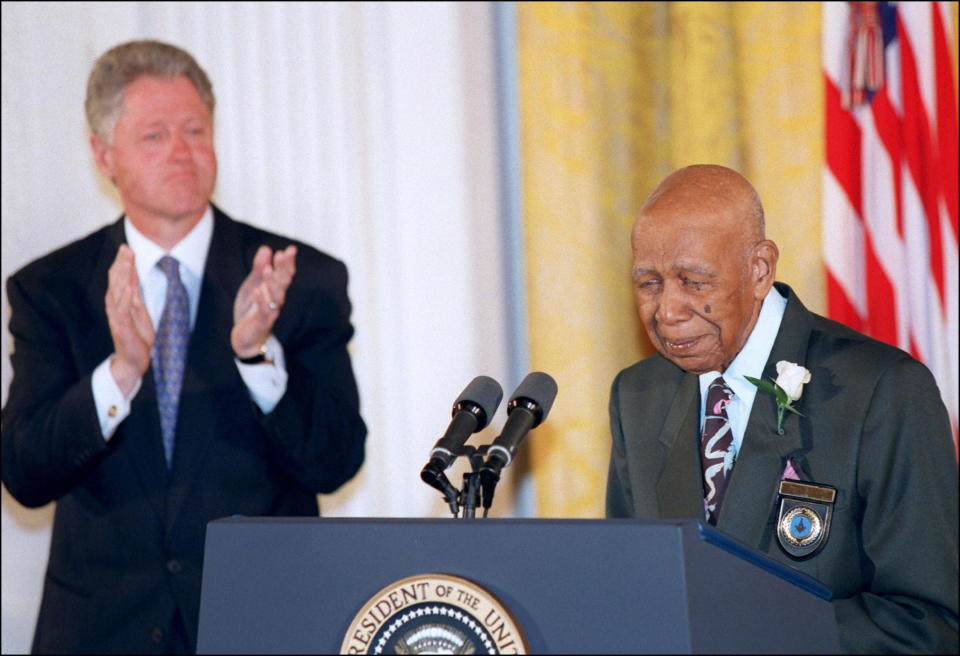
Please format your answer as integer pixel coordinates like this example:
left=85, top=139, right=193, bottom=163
left=823, top=1, right=958, bottom=447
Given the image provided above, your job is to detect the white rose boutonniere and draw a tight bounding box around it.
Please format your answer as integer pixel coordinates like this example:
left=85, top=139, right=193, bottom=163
left=774, top=361, right=813, bottom=401
left=745, top=361, right=812, bottom=435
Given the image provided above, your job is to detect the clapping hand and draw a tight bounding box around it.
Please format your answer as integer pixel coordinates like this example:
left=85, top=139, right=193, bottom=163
left=105, top=244, right=155, bottom=396
left=231, top=244, right=297, bottom=358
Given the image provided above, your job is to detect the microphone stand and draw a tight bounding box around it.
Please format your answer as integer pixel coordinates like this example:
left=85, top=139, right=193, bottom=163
left=421, top=444, right=472, bottom=517
left=423, top=445, right=487, bottom=518
left=459, top=448, right=488, bottom=518
left=423, top=445, right=498, bottom=519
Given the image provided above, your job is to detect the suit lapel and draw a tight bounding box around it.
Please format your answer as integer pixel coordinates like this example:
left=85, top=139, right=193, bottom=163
left=718, top=283, right=814, bottom=543
left=655, top=372, right=704, bottom=519
left=89, top=219, right=169, bottom=521
left=165, top=209, right=248, bottom=531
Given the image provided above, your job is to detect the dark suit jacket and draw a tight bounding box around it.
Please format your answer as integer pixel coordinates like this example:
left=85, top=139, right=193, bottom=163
left=1, top=205, right=367, bottom=654
left=607, top=283, right=958, bottom=653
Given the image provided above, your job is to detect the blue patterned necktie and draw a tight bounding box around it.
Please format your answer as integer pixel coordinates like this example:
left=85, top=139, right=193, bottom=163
left=701, top=377, right=736, bottom=525
left=152, top=256, right=190, bottom=470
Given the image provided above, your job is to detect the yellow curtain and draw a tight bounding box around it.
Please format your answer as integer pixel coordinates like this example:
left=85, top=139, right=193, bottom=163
left=518, top=1, right=823, bottom=517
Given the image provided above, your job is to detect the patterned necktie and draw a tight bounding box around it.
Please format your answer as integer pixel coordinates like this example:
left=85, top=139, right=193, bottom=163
left=701, top=376, right=735, bottom=525
left=152, top=256, right=190, bottom=470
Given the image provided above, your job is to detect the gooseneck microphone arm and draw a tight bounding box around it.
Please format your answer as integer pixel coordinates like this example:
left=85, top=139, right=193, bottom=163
left=420, top=464, right=463, bottom=517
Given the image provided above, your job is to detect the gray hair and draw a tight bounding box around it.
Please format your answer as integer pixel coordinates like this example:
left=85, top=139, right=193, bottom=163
left=745, top=184, right=766, bottom=242
left=85, top=40, right=215, bottom=142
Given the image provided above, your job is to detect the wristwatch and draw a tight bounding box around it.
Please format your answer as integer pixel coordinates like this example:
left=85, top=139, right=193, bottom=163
left=236, top=341, right=272, bottom=365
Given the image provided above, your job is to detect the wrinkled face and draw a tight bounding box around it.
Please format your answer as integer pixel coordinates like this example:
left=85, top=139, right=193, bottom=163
left=631, top=209, right=767, bottom=375
left=92, top=75, right=216, bottom=226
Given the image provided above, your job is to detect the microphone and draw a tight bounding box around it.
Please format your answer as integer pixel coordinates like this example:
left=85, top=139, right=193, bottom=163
left=480, top=372, right=557, bottom=510
left=420, top=376, right=503, bottom=502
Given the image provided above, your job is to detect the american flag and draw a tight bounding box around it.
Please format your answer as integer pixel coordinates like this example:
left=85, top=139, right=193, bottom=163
left=823, top=1, right=958, bottom=447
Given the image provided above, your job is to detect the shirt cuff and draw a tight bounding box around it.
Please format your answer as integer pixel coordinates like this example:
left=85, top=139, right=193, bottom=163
left=235, top=334, right=288, bottom=414
left=92, top=356, right=142, bottom=441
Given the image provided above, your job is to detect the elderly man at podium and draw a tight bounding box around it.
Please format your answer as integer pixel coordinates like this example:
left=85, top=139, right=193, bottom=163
left=606, top=164, right=958, bottom=653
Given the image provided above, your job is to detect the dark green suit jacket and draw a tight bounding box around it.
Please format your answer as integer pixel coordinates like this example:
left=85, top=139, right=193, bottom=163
left=607, top=283, right=958, bottom=653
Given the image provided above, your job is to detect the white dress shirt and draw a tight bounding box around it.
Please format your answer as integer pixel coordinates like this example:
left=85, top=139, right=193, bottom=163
left=92, top=206, right=288, bottom=440
left=698, top=285, right=788, bottom=460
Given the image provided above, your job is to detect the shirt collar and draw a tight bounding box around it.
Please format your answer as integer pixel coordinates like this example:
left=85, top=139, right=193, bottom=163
left=699, top=285, right=788, bottom=401
left=124, top=206, right=213, bottom=281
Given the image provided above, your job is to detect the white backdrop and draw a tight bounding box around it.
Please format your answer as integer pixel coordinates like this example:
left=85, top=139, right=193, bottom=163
left=1, top=2, right=527, bottom=653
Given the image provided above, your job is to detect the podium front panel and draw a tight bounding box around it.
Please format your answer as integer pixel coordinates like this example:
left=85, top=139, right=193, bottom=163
left=197, top=518, right=838, bottom=654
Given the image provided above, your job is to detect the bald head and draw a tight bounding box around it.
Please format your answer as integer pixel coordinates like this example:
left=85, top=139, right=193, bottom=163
left=630, top=165, right=779, bottom=374
left=636, top=164, right=765, bottom=252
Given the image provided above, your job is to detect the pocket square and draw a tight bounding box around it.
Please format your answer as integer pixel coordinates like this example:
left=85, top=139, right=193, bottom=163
left=781, top=457, right=809, bottom=482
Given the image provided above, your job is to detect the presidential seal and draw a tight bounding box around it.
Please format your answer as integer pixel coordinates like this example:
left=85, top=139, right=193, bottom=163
left=776, top=479, right=836, bottom=559
left=341, top=574, right=527, bottom=655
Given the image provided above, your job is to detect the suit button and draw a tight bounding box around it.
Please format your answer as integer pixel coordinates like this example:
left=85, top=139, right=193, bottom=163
left=166, top=559, right=182, bottom=574
left=151, top=627, right=164, bottom=644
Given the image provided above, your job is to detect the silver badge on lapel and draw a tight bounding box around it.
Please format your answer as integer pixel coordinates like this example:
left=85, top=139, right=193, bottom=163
left=776, top=480, right=836, bottom=559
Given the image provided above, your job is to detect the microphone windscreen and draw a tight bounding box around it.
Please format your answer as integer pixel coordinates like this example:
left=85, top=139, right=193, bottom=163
left=454, top=376, right=503, bottom=430
left=512, top=371, right=558, bottom=419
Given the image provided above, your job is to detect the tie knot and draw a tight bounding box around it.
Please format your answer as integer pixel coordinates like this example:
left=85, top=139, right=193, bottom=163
left=707, top=376, right=734, bottom=404
left=157, top=256, right=180, bottom=280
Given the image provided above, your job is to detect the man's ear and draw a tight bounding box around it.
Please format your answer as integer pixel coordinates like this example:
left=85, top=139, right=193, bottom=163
left=752, top=239, right=779, bottom=299
left=89, top=133, right=115, bottom=182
